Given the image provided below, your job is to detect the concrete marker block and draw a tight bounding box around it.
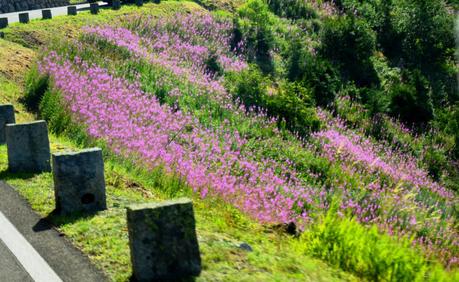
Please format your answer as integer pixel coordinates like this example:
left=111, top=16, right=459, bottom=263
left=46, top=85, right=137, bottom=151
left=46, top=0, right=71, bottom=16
left=52, top=148, right=107, bottom=215
left=67, top=6, right=77, bottom=16
left=0, top=18, right=8, bottom=29
left=18, top=13, right=29, bottom=24
left=6, top=120, right=51, bottom=173
left=127, top=199, right=201, bottom=281
left=0, top=104, right=15, bottom=144
left=112, top=0, right=121, bottom=10
left=42, top=9, right=52, bottom=20
left=89, top=3, right=99, bottom=14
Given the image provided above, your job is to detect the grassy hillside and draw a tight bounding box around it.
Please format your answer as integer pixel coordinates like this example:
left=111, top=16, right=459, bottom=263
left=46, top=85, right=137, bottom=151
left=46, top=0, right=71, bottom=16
left=0, top=37, right=356, bottom=281
left=0, top=5, right=356, bottom=282
left=0, top=0, right=458, bottom=281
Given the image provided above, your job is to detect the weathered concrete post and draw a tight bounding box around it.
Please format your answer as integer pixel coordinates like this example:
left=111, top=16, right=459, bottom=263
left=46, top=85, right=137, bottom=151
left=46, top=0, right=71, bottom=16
left=127, top=199, right=201, bottom=281
left=42, top=9, right=52, bottom=20
left=0, top=18, right=8, bottom=29
left=112, top=0, right=121, bottom=10
left=6, top=120, right=51, bottom=173
left=67, top=6, right=77, bottom=16
left=135, top=0, right=143, bottom=7
left=0, top=105, right=15, bottom=144
left=52, top=148, right=107, bottom=214
left=90, top=3, right=99, bottom=14
left=18, top=13, right=29, bottom=24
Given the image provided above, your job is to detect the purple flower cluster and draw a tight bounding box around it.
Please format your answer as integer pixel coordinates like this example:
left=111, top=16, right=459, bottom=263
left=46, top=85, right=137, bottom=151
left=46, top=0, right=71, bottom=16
left=39, top=52, right=317, bottom=226
left=83, top=14, right=246, bottom=108
left=313, top=110, right=458, bottom=267
left=42, top=12, right=458, bottom=267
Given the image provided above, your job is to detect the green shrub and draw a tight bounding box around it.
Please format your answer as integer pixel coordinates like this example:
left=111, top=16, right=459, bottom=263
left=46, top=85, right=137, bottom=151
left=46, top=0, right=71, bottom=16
left=265, top=82, right=321, bottom=136
left=235, top=0, right=276, bottom=73
left=23, top=66, right=49, bottom=112
left=320, top=15, right=377, bottom=86
left=389, top=70, right=434, bottom=126
left=299, top=206, right=459, bottom=281
left=390, top=0, right=455, bottom=70
left=267, top=0, right=318, bottom=20
left=287, top=39, right=341, bottom=107
left=204, top=49, right=224, bottom=77
left=227, top=68, right=321, bottom=136
left=226, top=66, right=268, bottom=110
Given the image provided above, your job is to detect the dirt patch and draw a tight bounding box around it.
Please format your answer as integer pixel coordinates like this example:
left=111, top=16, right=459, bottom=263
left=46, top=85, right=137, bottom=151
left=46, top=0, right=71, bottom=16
left=0, top=39, right=36, bottom=84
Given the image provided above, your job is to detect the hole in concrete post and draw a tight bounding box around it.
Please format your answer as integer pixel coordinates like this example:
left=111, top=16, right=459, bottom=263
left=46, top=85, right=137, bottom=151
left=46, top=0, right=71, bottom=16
left=81, top=193, right=95, bottom=205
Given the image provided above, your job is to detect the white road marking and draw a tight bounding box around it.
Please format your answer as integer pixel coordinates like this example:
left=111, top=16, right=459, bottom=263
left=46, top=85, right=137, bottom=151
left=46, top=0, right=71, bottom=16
left=0, top=211, right=62, bottom=282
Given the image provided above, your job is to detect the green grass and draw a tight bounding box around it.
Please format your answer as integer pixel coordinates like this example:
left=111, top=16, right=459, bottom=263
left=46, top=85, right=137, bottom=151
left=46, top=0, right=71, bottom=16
left=2, top=1, right=457, bottom=281
left=299, top=206, right=459, bottom=282
left=0, top=140, right=358, bottom=282
left=0, top=4, right=358, bottom=281
left=2, top=2, right=205, bottom=49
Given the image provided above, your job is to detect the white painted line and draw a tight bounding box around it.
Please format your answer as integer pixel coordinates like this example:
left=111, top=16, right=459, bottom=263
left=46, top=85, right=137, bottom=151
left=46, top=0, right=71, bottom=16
left=0, top=211, right=62, bottom=282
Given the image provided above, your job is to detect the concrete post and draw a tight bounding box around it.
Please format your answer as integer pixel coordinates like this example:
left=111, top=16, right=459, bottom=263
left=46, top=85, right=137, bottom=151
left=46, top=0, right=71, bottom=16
left=0, top=105, right=15, bottom=145
left=42, top=9, right=52, bottom=20
left=127, top=199, right=201, bottom=281
left=67, top=6, right=77, bottom=16
left=112, top=0, right=121, bottom=10
left=90, top=3, right=99, bottom=14
left=18, top=13, right=29, bottom=24
left=0, top=18, right=8, bottom=29
left=6, top=120, right=51, bottom=173
left=52, top=148, right=107, bottom=214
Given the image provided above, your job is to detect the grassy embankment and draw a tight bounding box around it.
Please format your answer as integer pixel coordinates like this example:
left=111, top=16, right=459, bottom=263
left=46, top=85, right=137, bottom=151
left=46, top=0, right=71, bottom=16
left=0, top=3, right=357, bottom=281
left=2, top=1, right=458, bottom=281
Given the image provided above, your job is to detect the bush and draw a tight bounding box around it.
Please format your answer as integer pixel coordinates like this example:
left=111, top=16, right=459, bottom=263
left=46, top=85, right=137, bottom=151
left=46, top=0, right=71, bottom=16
left=39, top=89, right=74, bottom=135
left=299, top=206, right=458, bottom=281
left=267, top=0, right=318, bottom=20
left=390, top=0, right=455, bottom=70
left=235, top=0, right=276, bottom=73
left=287, top=39, right=341, bottom=107
left=389, top=70, right=434, bottom=126
left=381, top=0, right=456, bottom=107
left=320, top=15, right=377, bottom=86
left=23, top=66, right=49, bottom=112
left=227, top=67, right=268, bottom=110
left=227, top=68, right=321, bottom=136
left=265, top=82, right=321, bottom=136
left=433, top=103, right=459, bottom=160
left=204, top=49, right=224, bottom=77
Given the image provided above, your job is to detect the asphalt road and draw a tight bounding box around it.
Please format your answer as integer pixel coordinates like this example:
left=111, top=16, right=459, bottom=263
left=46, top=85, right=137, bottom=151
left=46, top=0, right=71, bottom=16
left=0, top=181, right=107, bottom=282
left=1, top=1, right=109, bottom=24
left=0, top=240, right=33, bottom=282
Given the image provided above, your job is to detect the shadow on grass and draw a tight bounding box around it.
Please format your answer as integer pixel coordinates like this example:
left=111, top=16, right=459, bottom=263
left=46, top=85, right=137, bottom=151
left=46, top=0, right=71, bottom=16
left=0, top=168, right=40, bottom=181
left=33, top=209, right=100, bottom=232
left=129, top=275, right=197, bottom=282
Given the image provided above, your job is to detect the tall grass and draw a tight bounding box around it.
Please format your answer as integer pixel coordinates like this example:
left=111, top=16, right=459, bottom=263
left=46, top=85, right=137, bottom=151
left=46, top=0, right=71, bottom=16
left=299, top=205, right=459, bottom=282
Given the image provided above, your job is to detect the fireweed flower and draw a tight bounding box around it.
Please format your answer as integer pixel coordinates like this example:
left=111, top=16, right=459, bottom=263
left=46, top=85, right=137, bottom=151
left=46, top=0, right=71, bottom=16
left=39, top=52, right=318, bottom=228
left=313, top=109, right=458, bottom=267
left=83, top=13, right=247, bottom=108
left=43, top=12, right=458, bottom=266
